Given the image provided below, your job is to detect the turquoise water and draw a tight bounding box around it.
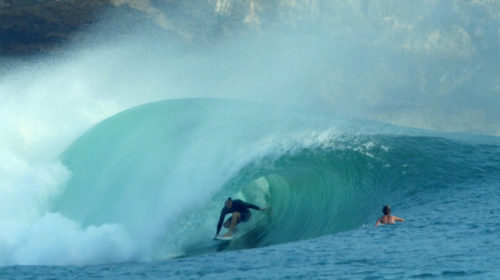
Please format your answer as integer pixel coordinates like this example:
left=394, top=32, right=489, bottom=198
left=2, top=98, right=498, bottom=279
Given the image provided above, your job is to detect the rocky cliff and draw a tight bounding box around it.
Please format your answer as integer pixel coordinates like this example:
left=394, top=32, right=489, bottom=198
left=1, top=0, right=498, bottom=59
left=0, top=0, right=113, bottom=55
left=0, top=0, right=284, bottom=56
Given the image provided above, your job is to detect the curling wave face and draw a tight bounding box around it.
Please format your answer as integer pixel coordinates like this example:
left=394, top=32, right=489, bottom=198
left=51, top=98, right=500, bottom=259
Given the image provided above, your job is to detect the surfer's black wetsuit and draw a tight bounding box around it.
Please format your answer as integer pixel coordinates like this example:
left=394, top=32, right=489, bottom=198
left=216, top=199, right=261, bottom=235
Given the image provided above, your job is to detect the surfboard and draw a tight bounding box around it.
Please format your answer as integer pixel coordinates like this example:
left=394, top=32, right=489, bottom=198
left=215, top=235, right=233, bottom=241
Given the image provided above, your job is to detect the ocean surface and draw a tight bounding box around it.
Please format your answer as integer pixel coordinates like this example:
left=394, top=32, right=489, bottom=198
left=1, top=98, right=499, bottom=279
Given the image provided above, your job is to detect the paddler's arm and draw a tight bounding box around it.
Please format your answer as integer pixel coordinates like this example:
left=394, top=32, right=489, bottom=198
left=394, top=216, right=405, bottom=222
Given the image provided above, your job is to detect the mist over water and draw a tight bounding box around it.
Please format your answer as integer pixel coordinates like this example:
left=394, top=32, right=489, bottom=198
left=1, top=0, right=499, bottom=265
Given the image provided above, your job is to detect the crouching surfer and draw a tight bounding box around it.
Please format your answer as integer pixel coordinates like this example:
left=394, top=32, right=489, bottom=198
left=375, top=205, right=405, bottom=226
left=215, top=197, right=269, bottom=239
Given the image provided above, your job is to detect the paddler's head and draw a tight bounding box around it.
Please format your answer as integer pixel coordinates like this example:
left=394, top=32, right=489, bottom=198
left=383, top=205, right=391, bottom=215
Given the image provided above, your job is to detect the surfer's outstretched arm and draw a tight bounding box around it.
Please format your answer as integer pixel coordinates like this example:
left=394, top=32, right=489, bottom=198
left=244, top=202, right=269, bottom=212
left=244, top=202, right=261, bottom=210
left=375, top=218, right=382, bottom=227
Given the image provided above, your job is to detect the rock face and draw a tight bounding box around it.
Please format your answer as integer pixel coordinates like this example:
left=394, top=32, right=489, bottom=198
left=2, top=0, right=499, bottom=58
left=0, top=0, right=115, bottom=55
left=0, top=0, right=278, bottom=56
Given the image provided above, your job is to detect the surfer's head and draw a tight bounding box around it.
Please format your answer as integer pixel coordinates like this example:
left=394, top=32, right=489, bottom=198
left=225, top=197, right=232, bottom=209
left=383, top=205, right=391, bottom=215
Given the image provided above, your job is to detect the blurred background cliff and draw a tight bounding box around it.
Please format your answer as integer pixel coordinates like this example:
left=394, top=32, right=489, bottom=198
left=1, top=0, right=319, bottom=56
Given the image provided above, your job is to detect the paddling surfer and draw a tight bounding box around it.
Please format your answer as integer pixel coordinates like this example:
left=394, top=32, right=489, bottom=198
left=215, top=197, right=269, bottom=238
left=375, top=205, right=405, bottom=226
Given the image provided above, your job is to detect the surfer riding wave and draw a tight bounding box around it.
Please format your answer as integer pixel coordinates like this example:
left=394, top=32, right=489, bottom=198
left=215, top=197, right=269, bottom=239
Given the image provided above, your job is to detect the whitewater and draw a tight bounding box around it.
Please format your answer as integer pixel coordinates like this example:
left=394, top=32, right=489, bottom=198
left=1, top=1, right=500, bottom=279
